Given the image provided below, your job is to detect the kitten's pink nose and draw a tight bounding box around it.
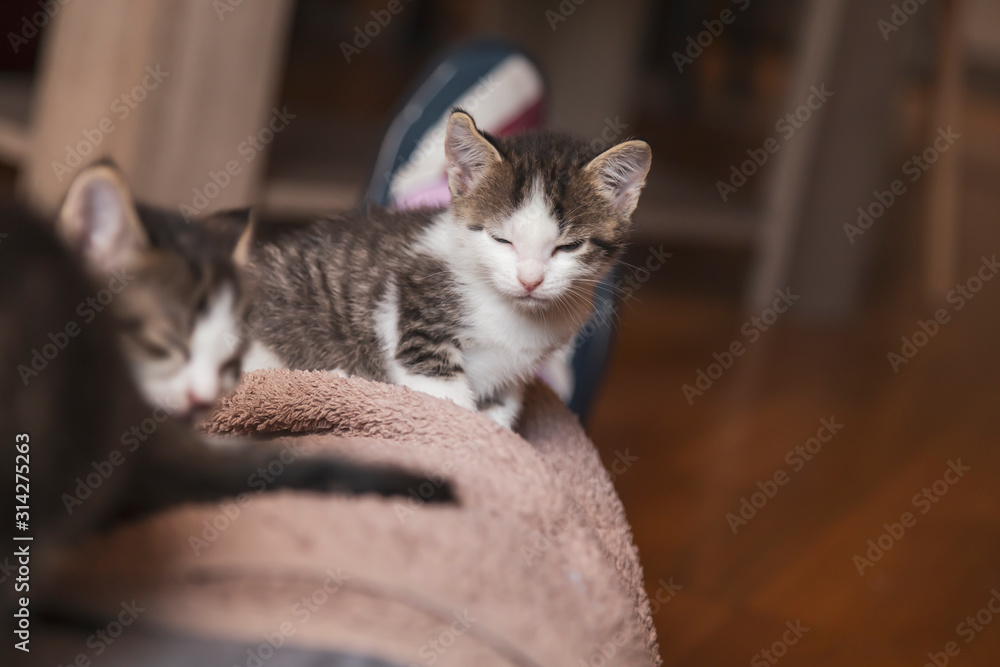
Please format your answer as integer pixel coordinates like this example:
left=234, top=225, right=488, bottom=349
left=519, top=276, right=543, bottom=292
left=186, top=390, right=213, bottom=412
left=518, top=260, right=545, bottom=293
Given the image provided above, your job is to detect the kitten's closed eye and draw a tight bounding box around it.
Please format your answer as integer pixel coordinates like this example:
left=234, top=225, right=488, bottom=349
left=491, top=235, right=511, bottom=245
left=555, top=240, right=583, bottom=253
left=132, top=335, right=175, bottom=360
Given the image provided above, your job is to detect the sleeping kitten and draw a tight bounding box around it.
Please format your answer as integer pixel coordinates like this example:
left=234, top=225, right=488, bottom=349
left=245, top=110, right=651, bottom=428
left=56, top=163, right=251, bottom=421
left=0, top=206, right=454, bottom=616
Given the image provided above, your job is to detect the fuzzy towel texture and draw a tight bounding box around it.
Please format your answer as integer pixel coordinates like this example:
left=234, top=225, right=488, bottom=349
left=47, top=370, right=661, bottom=666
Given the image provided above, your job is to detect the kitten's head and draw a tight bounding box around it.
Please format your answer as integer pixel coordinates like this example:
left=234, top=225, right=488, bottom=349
left=57, top=163, right=253, bottom=421
left=444, top=110, right=651, bottom=313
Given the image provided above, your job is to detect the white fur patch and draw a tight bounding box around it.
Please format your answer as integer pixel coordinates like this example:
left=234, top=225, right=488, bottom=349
left=541, top=345, right=576, bottom=402
left=505, top=181, right=561, bottom=257
left=242, top=340, right=288, bottom=373
left=482, top=385, right=525, bottom=429
left=187, top=285, right=239, bottom=400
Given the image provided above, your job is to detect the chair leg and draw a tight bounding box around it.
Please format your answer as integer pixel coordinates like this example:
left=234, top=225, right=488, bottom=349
left=745, top=0, right=849, bottom=315
left=926, top=0, right=965, bottom=301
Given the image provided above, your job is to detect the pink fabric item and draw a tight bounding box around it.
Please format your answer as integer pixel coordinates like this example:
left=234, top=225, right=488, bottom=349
left=42, top=370, right=661, bottom=666
left=395, top=176, right=451, bottom=210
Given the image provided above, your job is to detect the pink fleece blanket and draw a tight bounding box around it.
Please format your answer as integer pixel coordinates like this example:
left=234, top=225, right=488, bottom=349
left=44, top=370, right=661, bottom=666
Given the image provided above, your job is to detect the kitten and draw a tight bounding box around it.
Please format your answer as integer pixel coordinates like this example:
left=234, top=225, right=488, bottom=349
left=0, top=207, right=454, bottom=613
left=56, top=163, right=251, bottom=421
left=244, top=110, right=651, bottom=428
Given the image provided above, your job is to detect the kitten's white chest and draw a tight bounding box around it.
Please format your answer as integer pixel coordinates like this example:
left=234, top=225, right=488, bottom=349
left=460, top=288, right=573, bottom=398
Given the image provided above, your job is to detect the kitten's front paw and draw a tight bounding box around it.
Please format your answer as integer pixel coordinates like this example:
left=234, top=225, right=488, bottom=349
left=400, top=374, right=476, bottom=411
left=481, top=394, right=522, bottom=430
left=483, top=406, right=516, bottom=429
left=541, top=347, right=575, bottom=402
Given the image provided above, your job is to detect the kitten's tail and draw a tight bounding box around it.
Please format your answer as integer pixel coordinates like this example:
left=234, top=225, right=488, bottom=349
left=113, top=433, right=456, bottom=525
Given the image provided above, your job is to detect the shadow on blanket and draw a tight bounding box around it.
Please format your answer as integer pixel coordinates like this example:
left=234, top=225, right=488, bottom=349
left=38, top=370, right=661, bottom=667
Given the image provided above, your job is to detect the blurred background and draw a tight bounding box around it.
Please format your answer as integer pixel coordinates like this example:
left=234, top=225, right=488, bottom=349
left=2, top=0, right=999, bottom=664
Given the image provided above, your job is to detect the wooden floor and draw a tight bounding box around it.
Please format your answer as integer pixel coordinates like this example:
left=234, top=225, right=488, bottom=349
left=590, top=93, right=1000, bottom=665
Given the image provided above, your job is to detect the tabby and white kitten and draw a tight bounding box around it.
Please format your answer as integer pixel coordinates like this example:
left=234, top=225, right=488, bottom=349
left=57, top=163, right=251, bottom=421
left=245, top=111, right=651, bottom=428
left=0, top=206, right=453, bottom=594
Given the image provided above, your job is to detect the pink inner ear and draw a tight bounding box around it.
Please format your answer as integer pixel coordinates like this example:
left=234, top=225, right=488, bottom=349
left=600, top=162, right=644, bottom=214
left=592, top=145, right=650, bottom=216
left=445, top=117, right=501, bottom=196
left=66, top=176, right=142, bottom=273
left=446, top=163, right=473, bottom=196
left=449, top=149, right=488, bottom=193
left=85, top=184, right=126, bottom=253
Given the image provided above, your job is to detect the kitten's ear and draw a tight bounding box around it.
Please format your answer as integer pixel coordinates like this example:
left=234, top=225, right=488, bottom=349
left=57, top=163, right=148, bottom=274
left=586, top=140, right=652, bottom=218
left=444, top=110, right=502, bottom=197
left=204, top=207, right=255, bottom=268
left=232, top=209, right=255, bottom=269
